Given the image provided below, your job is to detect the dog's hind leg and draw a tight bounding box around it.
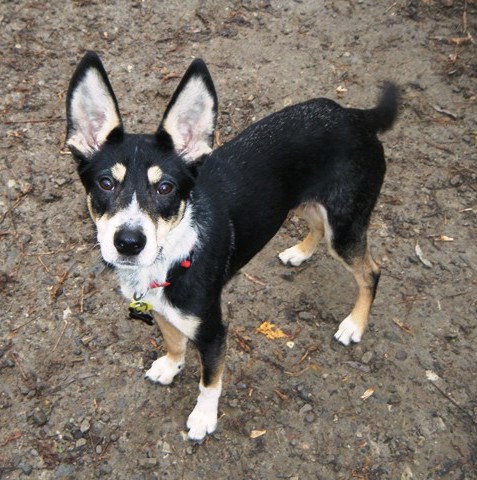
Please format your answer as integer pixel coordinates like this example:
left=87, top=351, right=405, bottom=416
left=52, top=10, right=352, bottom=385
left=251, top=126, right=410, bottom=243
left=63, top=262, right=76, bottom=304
left=145, top=313, right=187, bottom=385
left=278, top=203, right=325, bottom=266
left=332, top=243, right=381, bottom=346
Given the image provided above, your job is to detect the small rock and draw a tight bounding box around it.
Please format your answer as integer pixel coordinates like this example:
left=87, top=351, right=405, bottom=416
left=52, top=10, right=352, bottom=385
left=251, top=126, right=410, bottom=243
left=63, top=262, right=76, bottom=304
left=18, top=462, right=33, bottom=475
left=299, top=403, right=313, bottom=415
left=304, top=412, right=316, bottom=423
left=450, top=174, right=462, bottom=186
left=76, top=438, right=87, bottom=448
left=280, top=271, right=295, bottom=282
left=387, top=393, right=402, bottom=405
left=361, top=351, right=373, bottom=364
left=186, top=446, right=193, bottom=455
left=395, top=350, right=408, bottom=361
left=98, top=463, right=113, bottom=476
left=110, top=433, right=119, bottom=442
left=139, top=458, right=157, bottom=468
left=162, top=441, right=172, bottom=454
left=297, top=385, right=312, bottom=401
left=80, top=419, right=90, bottom=433
left=32, top=410, right=48, bottom=426
left=298, top=311, right=314, bottom=321
left=20, top=385, right=30, bottom=396
left=54, top=464, right=76, bottom=478
left=96, top=445, right=102, bottom=455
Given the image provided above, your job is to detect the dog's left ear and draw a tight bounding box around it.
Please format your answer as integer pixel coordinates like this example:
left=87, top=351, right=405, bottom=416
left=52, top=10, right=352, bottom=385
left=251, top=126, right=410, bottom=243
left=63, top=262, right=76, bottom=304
left=157, top=59, right=218, bottom=163
left=66, top=52, right=123, bottom=160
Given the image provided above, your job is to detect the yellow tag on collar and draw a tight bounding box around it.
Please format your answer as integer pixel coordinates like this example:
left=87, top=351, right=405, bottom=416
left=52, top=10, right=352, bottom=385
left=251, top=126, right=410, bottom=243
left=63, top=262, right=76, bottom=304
left=128, top=300, right=153, bottom=313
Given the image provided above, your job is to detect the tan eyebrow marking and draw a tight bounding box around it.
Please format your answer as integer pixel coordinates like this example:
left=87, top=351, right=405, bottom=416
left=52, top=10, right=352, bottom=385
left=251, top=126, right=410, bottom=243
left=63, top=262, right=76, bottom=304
left=147, top=166, right=163, bottom=184
left=111, top=163, right=127, bottom=183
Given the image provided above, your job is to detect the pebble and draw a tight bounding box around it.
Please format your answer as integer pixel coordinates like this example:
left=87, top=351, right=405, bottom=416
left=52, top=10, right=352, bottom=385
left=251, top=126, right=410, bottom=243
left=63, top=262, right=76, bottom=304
left=304, top=412, right=316, bottom=423
left=387, top=393, right=402, bottom=405
left=298, top=311, right=314, bottom=321
left=361, top=351, right=373, bottom=364
left=139, top=458, right=157, bottom=468
left=80, top=418, right=91, bottom=433
left=76, top=438, right=87, bottom=448
left=54, top=464, right=76, bottom=478
left=20, top=385, right=30, bottom=396
left=162, top=441, right=172, bottom=454
left=186, top=446, right=193, bottom=455
left=98, top=463, right=113, bottom=476
left=299, top=403, right=313, bottom=415
left=395, top=350, right=408, bottom=361
left=96, top=445, right=102, bottom=454
left=450, top=174, right=462, bottom=186
left=32, top=410, right=48, bottom=426
left=18, top=462, right=33, bottom=475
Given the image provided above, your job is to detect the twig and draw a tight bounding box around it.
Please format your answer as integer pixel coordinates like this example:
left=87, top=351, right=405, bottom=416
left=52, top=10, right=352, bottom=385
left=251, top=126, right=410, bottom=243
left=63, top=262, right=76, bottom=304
left=242, top=271, right=268, bottom=287
left=9, top=353, right=27, bottom=380
left=284, top=363, right=320, bottom=377
left=297, top=344, right=320, bottom=365
left=37, top=255, right=51, bottom=274
left=80, top=285, right=85, bottom=313
left=0, top=431, right=22, bottom=447
left=50, top=270, right=69, bottom=300
left=53, top=320, right=68, bottom=351
left=429, top=381, right=477, bottom=425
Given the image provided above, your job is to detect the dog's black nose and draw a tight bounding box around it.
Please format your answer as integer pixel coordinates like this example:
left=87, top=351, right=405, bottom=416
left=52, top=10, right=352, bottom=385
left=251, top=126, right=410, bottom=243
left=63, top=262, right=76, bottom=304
left=114, top=229, right=147, bottom=256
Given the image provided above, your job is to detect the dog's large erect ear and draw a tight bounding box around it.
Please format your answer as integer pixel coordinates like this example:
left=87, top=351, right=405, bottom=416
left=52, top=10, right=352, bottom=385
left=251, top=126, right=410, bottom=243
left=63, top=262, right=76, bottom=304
left=157, top=59, right=217, bottom=163
left=66, top=52, right=123, bottom=160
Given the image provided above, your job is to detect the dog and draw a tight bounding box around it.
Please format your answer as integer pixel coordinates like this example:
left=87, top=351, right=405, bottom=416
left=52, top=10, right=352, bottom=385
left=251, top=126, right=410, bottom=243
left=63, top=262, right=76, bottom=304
left=66, top=52, right=399, bottom=441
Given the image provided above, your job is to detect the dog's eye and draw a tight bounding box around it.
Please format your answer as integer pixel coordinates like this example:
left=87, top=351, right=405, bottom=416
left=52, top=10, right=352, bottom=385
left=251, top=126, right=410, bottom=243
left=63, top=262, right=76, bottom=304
left=157, top=181, right=174, bottom=196
left=99, top=177, right=115, bottom=191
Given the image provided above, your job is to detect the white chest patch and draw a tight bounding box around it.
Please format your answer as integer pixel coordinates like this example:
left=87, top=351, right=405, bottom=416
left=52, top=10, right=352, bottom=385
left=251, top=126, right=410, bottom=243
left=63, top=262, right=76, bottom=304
left=117, top=204, right=200, bottom=339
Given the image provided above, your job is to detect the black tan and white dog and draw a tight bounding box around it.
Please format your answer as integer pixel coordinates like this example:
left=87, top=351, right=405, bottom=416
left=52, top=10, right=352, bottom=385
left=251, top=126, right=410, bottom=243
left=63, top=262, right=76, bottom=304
left=66, top=52, right=399, bottom=441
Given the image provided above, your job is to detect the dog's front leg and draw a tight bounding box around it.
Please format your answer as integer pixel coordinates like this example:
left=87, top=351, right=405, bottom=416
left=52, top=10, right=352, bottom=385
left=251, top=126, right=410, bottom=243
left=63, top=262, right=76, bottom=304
left=187, top=326, right=226, bottom=441
left=145, top=313, right=187, bottom=385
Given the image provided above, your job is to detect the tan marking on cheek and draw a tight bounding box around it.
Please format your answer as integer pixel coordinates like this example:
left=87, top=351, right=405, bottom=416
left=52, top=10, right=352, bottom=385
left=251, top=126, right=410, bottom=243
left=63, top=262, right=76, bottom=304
left=156, top=200, right=186, bottom=240
left=111, top=163, right=127, bottom=183
left=86, top=195, right=97, bottom=222
left=147, top=166, right=163, bottom=184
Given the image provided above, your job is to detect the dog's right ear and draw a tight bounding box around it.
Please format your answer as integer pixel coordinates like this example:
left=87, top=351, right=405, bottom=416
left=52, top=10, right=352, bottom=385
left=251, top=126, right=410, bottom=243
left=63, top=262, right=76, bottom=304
left=66, top=52, right=123, bottom=160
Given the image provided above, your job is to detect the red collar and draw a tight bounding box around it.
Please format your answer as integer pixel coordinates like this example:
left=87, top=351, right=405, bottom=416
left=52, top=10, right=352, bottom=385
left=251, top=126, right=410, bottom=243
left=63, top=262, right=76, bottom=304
left=148, top=258, right=192, bottom=289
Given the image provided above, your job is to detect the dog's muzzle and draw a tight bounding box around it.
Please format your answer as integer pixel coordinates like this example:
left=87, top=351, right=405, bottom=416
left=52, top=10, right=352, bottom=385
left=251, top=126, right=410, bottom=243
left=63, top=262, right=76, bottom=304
left=113, top=228, right=147, bottom=256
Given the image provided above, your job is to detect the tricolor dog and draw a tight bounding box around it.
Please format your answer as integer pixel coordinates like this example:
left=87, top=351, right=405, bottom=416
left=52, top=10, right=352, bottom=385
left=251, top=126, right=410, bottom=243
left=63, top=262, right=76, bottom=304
left=66, top=52, right=399, bottom=441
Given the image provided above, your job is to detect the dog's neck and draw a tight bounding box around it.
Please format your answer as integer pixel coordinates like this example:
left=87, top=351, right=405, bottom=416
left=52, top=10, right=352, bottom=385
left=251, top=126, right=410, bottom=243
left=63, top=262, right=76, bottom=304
left=116, top=203, right=199, bottom=300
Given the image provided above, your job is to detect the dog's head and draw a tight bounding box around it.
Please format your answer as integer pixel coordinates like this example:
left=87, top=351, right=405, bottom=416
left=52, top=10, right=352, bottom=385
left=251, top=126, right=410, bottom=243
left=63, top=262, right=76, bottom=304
left=66, top=52, right=217, bottom=268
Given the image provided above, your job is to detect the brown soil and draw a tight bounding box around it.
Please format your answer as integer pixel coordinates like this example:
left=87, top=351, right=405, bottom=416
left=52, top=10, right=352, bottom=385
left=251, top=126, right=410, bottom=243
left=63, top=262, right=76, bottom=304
left=1, top=1, right=476, bottom=479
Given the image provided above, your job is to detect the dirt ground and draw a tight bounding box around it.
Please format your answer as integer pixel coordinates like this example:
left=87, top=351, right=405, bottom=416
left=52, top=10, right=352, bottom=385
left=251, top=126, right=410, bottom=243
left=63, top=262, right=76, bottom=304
left=1, top=1, right=476, bottom=479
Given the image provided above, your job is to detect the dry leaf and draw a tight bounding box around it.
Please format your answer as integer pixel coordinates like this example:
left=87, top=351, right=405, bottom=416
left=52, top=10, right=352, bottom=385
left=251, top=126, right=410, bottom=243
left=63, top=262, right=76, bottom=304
left=250, top=430, right=266, bottom=439
left=361, top=387, right=375, bottom=400
left=437, top=235, right=454, bottom=242
left=415, top=241, right=433, bottom=268
left=256, top=321, right=288, bottom=339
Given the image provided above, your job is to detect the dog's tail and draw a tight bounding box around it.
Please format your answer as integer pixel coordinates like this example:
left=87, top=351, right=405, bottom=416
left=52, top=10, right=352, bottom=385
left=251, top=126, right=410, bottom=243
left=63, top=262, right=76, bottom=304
left=365, top=82, right=400, bottom=134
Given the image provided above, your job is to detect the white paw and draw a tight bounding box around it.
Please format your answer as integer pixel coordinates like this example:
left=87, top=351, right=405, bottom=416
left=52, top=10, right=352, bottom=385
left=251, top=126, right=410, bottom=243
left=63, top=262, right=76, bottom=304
left=186, top=383, right=221, bottom=441
left=278, top=245, right=311, bottom=266
left=186, top=404, right=218, bottom=441
left=334, top=315, right=363, bottom=346
left=144, top=356, right=184, bottom=385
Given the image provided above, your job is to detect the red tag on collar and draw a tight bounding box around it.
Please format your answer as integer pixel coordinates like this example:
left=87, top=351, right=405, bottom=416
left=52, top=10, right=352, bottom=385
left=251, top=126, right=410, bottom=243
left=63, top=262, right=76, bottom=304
left=149, top=280, right=171, bottom=289
left=180, top=259, right=191, bottom=268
